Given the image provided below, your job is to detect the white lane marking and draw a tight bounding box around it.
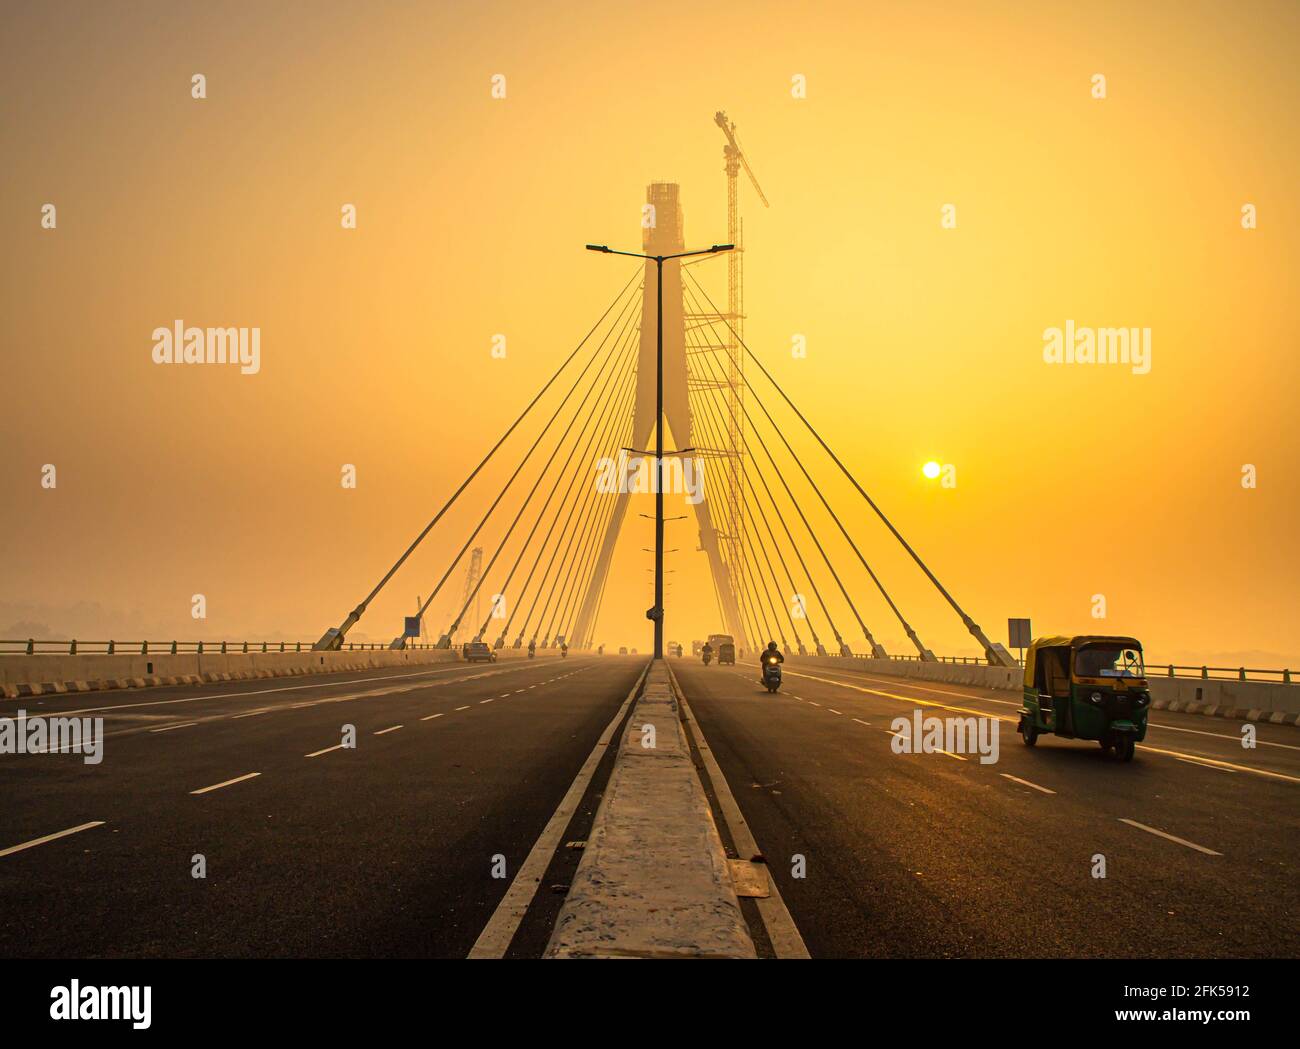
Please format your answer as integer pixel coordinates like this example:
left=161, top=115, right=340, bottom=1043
left=785, top=669, right=1300, bottom=786
left=1137, top=744, right=1300, bottom=784
left=470, top=662, right=651, bottom=958
left=306, top=743, right=345, bottom=758
left=935, top=748, right=966, bottom=761
left=852, top=718, right=871, bottom=726
left=191, top=772, right=260, bottom=795
left=808, top=701, right=822, bottom=707
left=374, top=725, right=403, bottom=735
left=455, top=705, right=470, bottom=711
left=150, top=722, right=198, bottom=733
left=13, top=660, right=574, bottom=719
left=231, top=709, right=270, bottom=719
left=838, top=670, right=1300, bottom=751
left=498, top=694, right=510, bottom=698
left=827, top=708, right=843, bottom=715
left=420, top=713, right=444, bottom=722
left=1119, top=818, right=1222, bottom=856
left=513, top=690, right=526, bottom=695
left=1000, top=773, right=1056, bottom=795
left=0, top=821, right=106, bottom=859
left=480, top=699, right=494, bottom=704
left=1177, top=756, right=1237, bottom=774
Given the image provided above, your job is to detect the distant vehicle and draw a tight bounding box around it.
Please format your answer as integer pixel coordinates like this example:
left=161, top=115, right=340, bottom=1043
left=462, top=640, right=497, bottom=663
left=630, top=648, right=638, bottom=655
left=1019, top=635, right=1149, bottom=761
left=709, top=633, right=736, bottom=666
left=618, top=646, right=628, bottom=655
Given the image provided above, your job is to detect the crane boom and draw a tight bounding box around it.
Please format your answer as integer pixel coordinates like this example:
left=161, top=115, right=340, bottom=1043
left=714, top=111, right=770, bottom=207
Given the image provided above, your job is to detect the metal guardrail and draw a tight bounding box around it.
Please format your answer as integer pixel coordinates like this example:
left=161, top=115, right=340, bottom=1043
left=0, top=639, right=446, bottom=656
left=847, top=651, right=1294, bottom=685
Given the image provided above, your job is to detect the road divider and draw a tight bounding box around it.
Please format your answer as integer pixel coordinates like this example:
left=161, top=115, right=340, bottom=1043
left=544, top=660, right=757, bottom=959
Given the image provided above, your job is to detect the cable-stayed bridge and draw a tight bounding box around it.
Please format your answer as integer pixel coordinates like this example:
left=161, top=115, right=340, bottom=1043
left=2, top=183, right=1297, bottom=965
left=312, top=182, right=1016, bottom=670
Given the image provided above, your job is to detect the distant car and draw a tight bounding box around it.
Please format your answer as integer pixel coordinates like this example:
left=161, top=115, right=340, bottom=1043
left=462, top=641, right=497, bottom=663
left=618, top=646, right=628, bottom=655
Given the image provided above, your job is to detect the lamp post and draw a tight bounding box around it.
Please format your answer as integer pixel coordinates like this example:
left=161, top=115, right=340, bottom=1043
left=586, top=241, right=733, bottom=659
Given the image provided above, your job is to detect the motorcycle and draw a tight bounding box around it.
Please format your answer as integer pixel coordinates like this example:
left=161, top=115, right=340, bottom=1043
left=761, top=656, right=783, bottom=693
left=702, top=650, right=713, bottom=666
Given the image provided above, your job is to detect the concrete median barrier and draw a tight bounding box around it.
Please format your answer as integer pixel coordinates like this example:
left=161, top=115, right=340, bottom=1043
left=545, top=659, right=756, bottom=959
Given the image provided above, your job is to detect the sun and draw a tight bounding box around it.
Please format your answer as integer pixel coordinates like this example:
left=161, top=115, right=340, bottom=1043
left=922, top=460, right=941, bottom=480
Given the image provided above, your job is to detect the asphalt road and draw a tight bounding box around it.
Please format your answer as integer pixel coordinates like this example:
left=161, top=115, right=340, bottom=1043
left=5, top=653, right=1295, bottom=959
left=0, top=655, right=644, bottom=958
left=673, top=658, right=1299, bottom=959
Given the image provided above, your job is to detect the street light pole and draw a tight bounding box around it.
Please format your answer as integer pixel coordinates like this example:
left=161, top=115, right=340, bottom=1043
left=586, top=241, right=733, bottom=660
left=654, top=255, right=665, bottom=661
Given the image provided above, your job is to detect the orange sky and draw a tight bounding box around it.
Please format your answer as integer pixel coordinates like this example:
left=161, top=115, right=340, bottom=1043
left=2, top=1, right=1297, bottom=666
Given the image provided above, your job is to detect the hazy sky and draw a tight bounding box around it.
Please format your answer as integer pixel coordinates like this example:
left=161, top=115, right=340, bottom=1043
left=2, top=1, right=1298, bottom=666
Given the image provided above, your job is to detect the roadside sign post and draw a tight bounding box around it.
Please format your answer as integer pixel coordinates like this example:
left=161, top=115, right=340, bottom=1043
left=1008, top=618, right=1032, bottom=665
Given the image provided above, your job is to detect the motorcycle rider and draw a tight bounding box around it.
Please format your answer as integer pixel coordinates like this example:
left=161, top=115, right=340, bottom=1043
left=527, top=638, right=536, bottom=659
left=759, top=640, right=784, bottom=680
left=701, top=641, right=714, bottom=664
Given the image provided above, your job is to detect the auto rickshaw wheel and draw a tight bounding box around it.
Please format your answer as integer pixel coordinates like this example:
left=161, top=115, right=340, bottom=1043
left=1019, top=718, right=1038, bottom=746
left=1115, top=736, right=1136, bottom=762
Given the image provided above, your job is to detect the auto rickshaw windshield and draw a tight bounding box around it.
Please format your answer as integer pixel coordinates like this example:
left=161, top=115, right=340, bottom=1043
left=1074, top=644, right=1144, bottom=679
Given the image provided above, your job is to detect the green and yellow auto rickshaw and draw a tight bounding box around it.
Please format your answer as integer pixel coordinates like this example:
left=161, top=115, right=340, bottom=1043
left=1018, top=635, right=1151, bottom=761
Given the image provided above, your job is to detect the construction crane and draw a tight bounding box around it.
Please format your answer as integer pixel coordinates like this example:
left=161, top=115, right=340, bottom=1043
left=711, top=111, right=769, bottom=634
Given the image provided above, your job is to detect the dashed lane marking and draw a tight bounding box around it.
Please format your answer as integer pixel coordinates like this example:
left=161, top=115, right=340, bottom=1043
left=374, top=725, right=403, bottom=735
left=191, top=772, right=260, bottom=795
left=1000, top=773, right=1056, bottom=795
left=1119, top=818, right=1222, bottom=856
left=0, top=821, right=106, bottom=859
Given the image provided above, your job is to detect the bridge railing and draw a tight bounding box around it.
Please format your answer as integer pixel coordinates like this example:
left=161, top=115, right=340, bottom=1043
left=843, top=651, right=1294, bottom=685
left=0, top=639, right=446, bottom=656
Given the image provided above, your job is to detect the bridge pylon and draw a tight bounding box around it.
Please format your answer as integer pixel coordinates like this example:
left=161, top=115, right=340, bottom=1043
left=570, top=184, right=749, bottom=652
